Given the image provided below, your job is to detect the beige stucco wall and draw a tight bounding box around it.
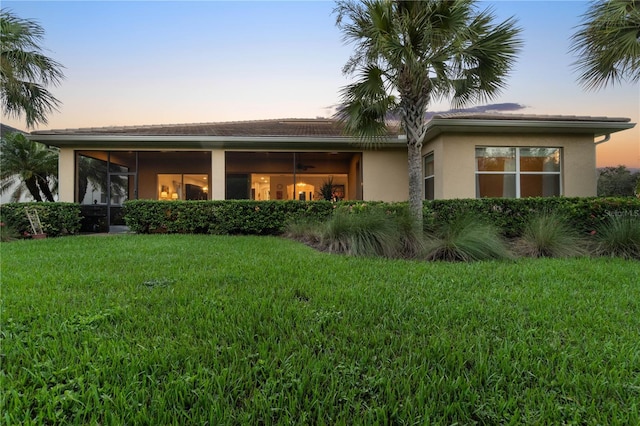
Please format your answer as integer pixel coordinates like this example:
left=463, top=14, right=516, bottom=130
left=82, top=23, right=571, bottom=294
left=211, top=150, right=226, bottom=200
left=362, top=149, right=408, bottom=201
left=58, top=148, right=75, bottom=202
left=422, top=132, right=597, bottom=199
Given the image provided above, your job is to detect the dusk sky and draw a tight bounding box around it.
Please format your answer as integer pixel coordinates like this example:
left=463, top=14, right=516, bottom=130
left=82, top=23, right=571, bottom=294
left=2, top=0, right=639, bottom=168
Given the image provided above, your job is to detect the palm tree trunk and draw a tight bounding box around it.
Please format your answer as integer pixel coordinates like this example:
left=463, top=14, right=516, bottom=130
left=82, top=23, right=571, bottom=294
left=401, top=95, right=427, bottom=231
left=25, top=176, right=43, bottom=202
left=37, top=176, right=55, bottom=202
left=407, top=143, right=423, bottom=230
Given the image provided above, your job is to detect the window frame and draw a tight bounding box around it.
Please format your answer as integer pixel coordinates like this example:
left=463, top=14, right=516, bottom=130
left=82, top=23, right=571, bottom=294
left=423, top=152, right=435, bottom=200
left=475, top=146, right=562, bottom=198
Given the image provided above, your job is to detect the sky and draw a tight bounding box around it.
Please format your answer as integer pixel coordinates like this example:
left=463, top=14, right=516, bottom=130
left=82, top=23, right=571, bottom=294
left=2, top=0, right=639, bottom=168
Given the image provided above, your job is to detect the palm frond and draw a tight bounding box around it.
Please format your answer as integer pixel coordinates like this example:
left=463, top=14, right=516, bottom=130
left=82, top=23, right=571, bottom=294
left=449, top=10, right=522, bottom=108
left=1, top=9, right=65, bottom=127
left=334, top=64, right=398, bottom=146
left=570, top=0, right=640, bottom=89
left=0, top=131, right=58, bottom=200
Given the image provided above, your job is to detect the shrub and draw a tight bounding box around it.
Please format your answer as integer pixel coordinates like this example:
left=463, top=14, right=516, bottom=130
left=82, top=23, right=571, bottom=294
left=320, top=206, right=398, bottom=257
left=284, top=218, right=324, bottom=246
left=425, top=197, right=640, bottom=238
left=592, top=215, right=640, bottom=260
left=123, top=200, right=336, bottom=235
left=0, top=221, right=19, bottom=242
left=514, top=212, right=588, bottom=258
left=0, top=202, right=82, bottom=237
left=423, top=215, right=512, bottom=261
left=295, top=203, right=424, bottom=258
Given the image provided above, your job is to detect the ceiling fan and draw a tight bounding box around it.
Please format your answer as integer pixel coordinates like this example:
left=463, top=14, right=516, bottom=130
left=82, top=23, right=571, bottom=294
left=296, top=163, right=316, bottom=171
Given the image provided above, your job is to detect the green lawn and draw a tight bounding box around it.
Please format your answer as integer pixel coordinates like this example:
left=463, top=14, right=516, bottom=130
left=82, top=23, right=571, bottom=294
left=2, top=235, right=639, bottom=425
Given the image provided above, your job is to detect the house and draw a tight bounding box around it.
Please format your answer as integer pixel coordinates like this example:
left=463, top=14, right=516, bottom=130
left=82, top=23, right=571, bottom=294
left=28, top=114, right=635, bottom=229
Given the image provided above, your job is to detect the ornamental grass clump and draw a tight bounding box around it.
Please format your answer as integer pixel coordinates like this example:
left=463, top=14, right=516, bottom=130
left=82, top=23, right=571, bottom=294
left=284, top=218, right=323, bottom=246
left=593, top=215, right=640, bottom=260
left=423, top=215, right=512, bottom=261
left=320, top=206, right=401, bottom=257
left=314, top=204, right=424, bottom=258
left=514, top=212, right=588, bottom=258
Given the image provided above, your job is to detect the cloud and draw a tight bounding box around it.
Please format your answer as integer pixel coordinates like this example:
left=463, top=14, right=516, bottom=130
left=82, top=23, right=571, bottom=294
left=325, top=102, right=528, bottom=120
left=425, top=103, right=528, bottom=119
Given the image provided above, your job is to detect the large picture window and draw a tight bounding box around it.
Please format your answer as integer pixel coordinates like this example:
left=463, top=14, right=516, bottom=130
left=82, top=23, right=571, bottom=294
left=476, top=147, right=561, bottom=198
left=224, top=152, right=360, bottom=200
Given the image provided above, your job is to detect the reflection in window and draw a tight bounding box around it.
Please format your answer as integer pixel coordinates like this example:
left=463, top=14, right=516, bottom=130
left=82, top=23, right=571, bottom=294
left=77, top=152, right=108, bottom=204
left=476, top=147, right=561, bottom=198
left=158, top=174, right=209, bottom=200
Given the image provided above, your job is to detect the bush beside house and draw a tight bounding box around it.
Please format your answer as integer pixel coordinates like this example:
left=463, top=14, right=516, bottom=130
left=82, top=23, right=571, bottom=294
left=0, top=202, right=81, bottom=237
left=124, top=197, right=639, bottom=238
left=122, top=200, right=338, bottom=235
left=425, top=197, right=640, bottom=237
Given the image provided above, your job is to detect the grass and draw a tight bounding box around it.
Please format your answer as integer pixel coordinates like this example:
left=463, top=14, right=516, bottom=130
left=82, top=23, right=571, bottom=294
left=2, top=235, right=640, bottom=424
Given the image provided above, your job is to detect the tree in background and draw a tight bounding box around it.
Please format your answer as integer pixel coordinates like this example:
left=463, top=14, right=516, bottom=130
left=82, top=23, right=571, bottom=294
left=597, top=165, right=640, bottom=197
left=1, top=9, right=64, bottom=127
left=0, top=131, right=58, bottom=201
left=570, top=0, right=640, bottom=89
left=334, top=0, right=522, bottom=227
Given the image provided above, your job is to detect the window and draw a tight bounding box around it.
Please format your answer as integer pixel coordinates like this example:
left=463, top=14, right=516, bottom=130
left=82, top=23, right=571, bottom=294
left=158, top=174, right=209, bottom=200
left=224, top=152, right=359, bottom=200
left=476, top=147, right=561, bottom=198
left=423, top=153, right=434, bottom=200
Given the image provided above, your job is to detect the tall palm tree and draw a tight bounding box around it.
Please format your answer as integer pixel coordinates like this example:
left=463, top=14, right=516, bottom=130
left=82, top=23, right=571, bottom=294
left=1, top=131, right=58, bottom=201
left=334, top=0, right=522, bottom=227
left=1, top=9, right=64, bottom=127
left=571, top=0, right=640, bottom=89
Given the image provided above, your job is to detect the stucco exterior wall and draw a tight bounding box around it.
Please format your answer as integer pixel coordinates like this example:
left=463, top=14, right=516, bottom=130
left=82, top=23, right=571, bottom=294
left=422, top=132, right=597, bottom=199
left=362, top=149, right=408, bottom=201
left=58, top=148, right=75, bottom=202
left=211, top=150, right=226, bottom=200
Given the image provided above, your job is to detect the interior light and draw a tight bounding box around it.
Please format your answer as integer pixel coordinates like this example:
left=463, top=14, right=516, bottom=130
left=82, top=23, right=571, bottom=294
left=171, top=193, right=179, bottom=200
left=160, top=191, right=168, bottom=199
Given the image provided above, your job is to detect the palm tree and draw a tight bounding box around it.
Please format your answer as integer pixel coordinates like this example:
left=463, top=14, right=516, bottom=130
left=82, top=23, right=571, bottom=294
left=334, top=0, right=522, bottom=227
left=1, top=9, right=64, bottom=127
left=0, top=131, right=58, bottom=201
left=570, top=0, right=640, bottom=89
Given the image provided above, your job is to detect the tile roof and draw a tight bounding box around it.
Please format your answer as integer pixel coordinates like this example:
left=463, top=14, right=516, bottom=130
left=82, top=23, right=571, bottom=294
left=32, top=118, right=358, bottom=137
left=28, top=114, right=632, bottom=138
left=431, top=112, right=631, bottom=122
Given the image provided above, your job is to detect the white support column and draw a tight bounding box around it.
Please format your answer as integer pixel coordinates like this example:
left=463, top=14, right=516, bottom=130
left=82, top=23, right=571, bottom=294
left=211, top=150, right=225, bottom=200
left=58, top=148, right=75, bottom=202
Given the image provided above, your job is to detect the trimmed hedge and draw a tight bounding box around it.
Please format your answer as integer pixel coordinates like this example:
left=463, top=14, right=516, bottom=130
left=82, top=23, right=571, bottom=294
left=124, top=197, right=640, bottom=237
left=123, top=200, right=338, bottom=235
left=425, top=197, right=640, bottom=237
left=0, top=202, right=82, bottom=237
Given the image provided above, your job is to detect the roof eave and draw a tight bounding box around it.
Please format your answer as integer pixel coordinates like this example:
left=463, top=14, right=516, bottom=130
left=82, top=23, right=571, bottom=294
left=423, top=118, right=636, bottom=142
left=27, top=134, right=405, bottom=150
